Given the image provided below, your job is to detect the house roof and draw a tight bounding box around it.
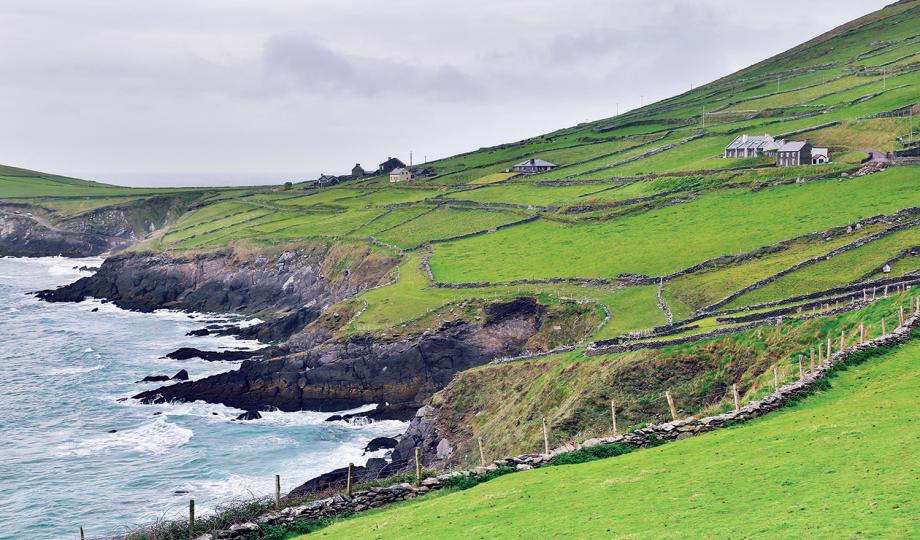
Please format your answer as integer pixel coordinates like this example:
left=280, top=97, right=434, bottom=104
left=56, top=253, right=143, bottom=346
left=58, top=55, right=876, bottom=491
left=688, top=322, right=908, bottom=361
left=514, top=158, right=557, bottom=168
left=390, top=167, right=407, bottom=174
left=779, top=141, right=808, bottom=152
left=725, top=134, right=777, bottom=150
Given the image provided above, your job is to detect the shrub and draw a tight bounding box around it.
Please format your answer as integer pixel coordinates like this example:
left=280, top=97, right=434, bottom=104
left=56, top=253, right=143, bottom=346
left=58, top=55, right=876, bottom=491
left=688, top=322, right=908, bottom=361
left=547, top=443, right=634, bottom=466
left=442, top=466, right=516, bottom=491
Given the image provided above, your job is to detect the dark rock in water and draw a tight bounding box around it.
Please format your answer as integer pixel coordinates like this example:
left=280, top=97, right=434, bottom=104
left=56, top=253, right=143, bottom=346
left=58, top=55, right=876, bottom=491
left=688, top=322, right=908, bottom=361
left=326, top=403, right=416, bottom=424
left=211, top=412, right=218, bottom=416
left=174, top=490, right=189, bottom=495
left=172, top=369, right=190, bottom=381
left=116, top=397, right=127, bottom=402
left=153, top=412, right=162, bottom=416
left=364, top=437, right=398, bottom=453
left=108, top=429, right=118, bottom=433
left=91, top=307, right=99, bottom=312
left=287, top=458, right=401, bottom=498
left=235, top=410, right=262, bottom=421
left=186, top=328, right=211, bottom=337
left=166, top=347, right=266, bottom=362
left=137, top=375, right=170, bottom=383
left=324, top=415, right=344, bottom=422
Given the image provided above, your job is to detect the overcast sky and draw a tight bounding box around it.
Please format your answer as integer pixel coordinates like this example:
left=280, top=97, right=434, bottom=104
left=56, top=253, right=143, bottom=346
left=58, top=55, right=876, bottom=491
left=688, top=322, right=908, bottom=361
left=0, top=1, right=888, bottom=187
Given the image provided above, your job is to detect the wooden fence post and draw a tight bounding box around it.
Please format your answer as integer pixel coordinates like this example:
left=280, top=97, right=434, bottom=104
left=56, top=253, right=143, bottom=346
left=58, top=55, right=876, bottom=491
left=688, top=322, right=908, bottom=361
left=415, top=447, right=422, bottom=486
left=542, top=417, right=550, bottom=454
left=773, top=365, right=780, bottom=391
left=809, top=349, right=815, bottom=373
left=859, top=321, right=865, bottom=343
left=826, top=337, right=833, bottom=364
left=818, top=343, right=823, bottom=364
left=478, top=437, right=486, bottom=466
left=189, top=500, right=195, bottom=539
left=610, top=399, right=618, bottom=436
left=275, top=474, right=281, bottom=510
left=732, top=384, right=740, bottom=411
left=882, top=318, right=887, bottom=337
left=899, top=306, right=905, bottom=326
left=665, top=390, right=678, bottom=420
left=798, top=355, right=805, bottom=380
left=840, top=331, right=845, bottom=351
left=346, top=463, right=353, bottom=496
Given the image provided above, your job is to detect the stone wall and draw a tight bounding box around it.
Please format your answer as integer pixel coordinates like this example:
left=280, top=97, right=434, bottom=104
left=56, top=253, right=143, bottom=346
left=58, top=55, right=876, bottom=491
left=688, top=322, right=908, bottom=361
left=194, top=310, right=919, bottom=540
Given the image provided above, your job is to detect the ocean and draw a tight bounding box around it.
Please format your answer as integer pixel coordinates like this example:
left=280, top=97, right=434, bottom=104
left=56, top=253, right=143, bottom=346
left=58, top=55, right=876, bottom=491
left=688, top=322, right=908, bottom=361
left=0, top=257, right=405, bottom=539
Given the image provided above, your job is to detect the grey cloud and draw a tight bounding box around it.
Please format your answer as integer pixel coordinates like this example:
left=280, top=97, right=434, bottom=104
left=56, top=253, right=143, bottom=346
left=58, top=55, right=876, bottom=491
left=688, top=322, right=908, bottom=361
left=263, top=34, right=483, bottom=101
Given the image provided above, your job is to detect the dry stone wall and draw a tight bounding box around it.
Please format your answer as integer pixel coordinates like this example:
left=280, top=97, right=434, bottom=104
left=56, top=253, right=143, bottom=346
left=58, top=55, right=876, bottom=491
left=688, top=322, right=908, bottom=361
left=194, top=311, right=919, bottom=540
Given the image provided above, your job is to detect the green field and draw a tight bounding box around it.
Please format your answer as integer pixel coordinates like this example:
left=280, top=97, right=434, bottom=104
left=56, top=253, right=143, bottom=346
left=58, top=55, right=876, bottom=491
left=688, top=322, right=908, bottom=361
left=303, top=333, right=920, bottom=539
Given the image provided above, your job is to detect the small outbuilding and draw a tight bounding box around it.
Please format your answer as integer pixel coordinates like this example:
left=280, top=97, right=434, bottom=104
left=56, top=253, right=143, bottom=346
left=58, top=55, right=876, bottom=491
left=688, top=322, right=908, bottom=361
left=316, top=174, right=339, bottom=186
left=512, top=158, right=558, bottom=175
left=777, top=141, right=812, bottom=167
left=811, top=147, right=830, bottom=164
left=351, top=163, right=366, bottom=177
left=389, top=167, right=413, bottom=183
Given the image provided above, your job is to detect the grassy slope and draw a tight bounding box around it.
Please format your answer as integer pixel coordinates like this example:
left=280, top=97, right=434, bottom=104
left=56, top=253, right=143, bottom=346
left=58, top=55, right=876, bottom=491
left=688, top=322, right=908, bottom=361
left=2, top=3, right=918, bottom=341
left=303, top=336, right=919, bottom=539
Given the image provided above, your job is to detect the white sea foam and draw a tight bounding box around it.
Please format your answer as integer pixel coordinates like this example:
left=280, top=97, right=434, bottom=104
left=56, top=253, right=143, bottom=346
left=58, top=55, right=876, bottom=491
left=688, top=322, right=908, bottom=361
left=60, top=418, right=193, bottom=457
left=45, top=364, right=106, bottom=376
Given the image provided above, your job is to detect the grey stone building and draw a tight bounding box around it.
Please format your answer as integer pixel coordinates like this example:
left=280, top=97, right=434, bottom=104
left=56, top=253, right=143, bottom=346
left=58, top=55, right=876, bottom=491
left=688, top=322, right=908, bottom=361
left=777, top=141, right=812, bottom=167
left=512, top=158, right=558, bottom=175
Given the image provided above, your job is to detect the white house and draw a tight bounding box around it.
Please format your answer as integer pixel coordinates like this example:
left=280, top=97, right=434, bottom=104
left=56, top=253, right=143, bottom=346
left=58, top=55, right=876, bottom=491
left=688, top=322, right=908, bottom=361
left=811, top=147, right=830, bottom=164
left=389, top=167, right=413, bottom=183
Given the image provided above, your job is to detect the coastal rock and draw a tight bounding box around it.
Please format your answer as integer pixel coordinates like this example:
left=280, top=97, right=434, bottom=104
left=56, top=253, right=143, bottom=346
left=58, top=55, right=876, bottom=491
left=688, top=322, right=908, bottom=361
left=235, top=410, right=262, bottom=421
left=137, top=375, right=171, bottom=383
left=133, top=298, right=547, bottom=413
left=166, top=347, right=267, bottom=362
left=172, top=369, right=190, bottom=381
left=364, top=437, right=399, bottom=453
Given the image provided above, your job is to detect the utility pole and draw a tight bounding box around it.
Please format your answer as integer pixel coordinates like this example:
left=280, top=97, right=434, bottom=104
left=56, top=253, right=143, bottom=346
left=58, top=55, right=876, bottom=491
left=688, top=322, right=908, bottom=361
left=776, top=74, right=780, bottom=92
left=701, top=106, right=705, bottom=130
left=640, top=95, right=644, bottom=107
left=410, top=151, right=413, bottom=167
left=883, top=68, right=887, bottom=90
left=616, top=102, right=619, bottom=116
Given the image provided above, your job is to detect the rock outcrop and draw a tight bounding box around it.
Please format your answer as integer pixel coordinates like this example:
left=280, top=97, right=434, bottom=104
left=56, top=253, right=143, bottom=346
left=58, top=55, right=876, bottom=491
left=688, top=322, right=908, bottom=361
left=37, top=244, right=397, bottom=340
left=134, top=298, right=549, bottom=412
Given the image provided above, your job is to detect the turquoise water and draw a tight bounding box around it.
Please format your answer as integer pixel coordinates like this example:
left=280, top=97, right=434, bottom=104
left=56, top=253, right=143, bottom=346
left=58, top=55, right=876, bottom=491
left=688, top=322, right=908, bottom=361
left=0, top=257, right=405, bottom=539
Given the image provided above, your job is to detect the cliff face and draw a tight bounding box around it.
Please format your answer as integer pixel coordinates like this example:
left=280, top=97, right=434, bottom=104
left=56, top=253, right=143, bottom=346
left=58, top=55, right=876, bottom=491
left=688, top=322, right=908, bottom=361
left=133, top=297, right=549, bottom=412
left=0, top=196, right=188, bottom=257
left=37, top=242, right=397, bottom=316
left=0, top=214, right=118, bottom=257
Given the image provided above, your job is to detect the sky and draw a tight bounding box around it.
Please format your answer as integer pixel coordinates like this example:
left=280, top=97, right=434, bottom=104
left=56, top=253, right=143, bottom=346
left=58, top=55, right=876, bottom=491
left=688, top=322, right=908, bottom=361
left=0, top=0, right=889, bottom=187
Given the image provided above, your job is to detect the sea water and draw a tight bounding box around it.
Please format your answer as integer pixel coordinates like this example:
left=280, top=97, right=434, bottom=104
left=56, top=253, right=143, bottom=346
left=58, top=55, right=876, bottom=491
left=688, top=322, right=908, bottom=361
left=0, top=257, right=406, bottom=539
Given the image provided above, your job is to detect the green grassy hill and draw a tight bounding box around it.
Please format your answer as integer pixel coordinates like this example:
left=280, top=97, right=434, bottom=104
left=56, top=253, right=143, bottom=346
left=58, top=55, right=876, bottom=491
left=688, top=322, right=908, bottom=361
left=303, top=330, right=919, bottom=539
left=3, top=3, right=920, bottom=536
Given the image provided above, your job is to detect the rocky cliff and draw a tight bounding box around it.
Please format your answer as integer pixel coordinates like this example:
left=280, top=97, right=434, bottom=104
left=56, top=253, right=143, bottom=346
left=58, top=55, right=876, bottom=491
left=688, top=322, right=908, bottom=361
left=133, top=297, right=549, bottom=412
left=0, top=196, right=188, bottom=257
left=37, top=242, right=397, bottom=321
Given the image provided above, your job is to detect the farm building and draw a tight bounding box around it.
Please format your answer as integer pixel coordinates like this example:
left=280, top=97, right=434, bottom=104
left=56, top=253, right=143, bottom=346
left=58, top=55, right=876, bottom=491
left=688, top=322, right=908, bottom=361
left=811, top=148, right=830, bottom=164
left=351, top=163, right=366, bottom=177
left=389, top=167, right=413, bottom=183
left=316, top=174, right=340, bottom=186
left=777, top=141, right=812, bottom=167
left=378, top=157, right=407, bottom=174
left=723, top=134, right=784, bottom=158
left=512, top=158, right=558, bottom=175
